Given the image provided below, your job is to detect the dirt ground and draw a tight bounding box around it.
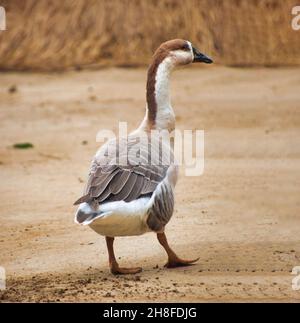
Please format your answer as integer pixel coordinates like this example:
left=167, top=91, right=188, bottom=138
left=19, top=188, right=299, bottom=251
left=0, top=66, right=300, bottom=302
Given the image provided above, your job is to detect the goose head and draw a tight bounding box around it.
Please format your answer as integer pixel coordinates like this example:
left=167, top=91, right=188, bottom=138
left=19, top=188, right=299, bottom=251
left=152, top=39, right=213, bottom=67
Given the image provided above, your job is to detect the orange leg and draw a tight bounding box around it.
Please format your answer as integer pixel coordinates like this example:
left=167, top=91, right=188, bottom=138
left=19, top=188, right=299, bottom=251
left=105, top=237, right=142, bottom=275
left=157, top=232, right=199, bottom=268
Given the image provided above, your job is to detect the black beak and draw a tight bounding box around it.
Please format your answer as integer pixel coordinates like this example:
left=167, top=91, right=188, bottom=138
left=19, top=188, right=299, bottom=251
left=192, top=47, right=213, bottom=64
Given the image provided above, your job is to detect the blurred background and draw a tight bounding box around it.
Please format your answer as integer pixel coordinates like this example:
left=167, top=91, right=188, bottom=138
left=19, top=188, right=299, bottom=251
left=0, top=0, right=300, bottom=70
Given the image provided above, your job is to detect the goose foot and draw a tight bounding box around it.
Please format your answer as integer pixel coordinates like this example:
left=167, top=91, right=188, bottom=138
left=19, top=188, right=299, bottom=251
left=105, top=236, right=142, bottom=275
left=157, top=232, right=199, bottom=269
left=110, top=266, right=142, bottom=275
left=164, top=257, right=199, bottom=268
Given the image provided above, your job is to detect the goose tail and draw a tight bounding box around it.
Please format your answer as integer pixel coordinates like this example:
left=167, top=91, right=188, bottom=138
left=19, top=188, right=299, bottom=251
left=74, top=202, right=105, bottom=225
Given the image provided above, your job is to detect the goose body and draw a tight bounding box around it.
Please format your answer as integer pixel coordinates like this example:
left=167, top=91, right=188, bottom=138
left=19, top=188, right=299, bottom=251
left=74, top=39, right=212, bottom=274
left=75, top=131, right=178, bottom=236
left=76, top=162, right=178, bottom=237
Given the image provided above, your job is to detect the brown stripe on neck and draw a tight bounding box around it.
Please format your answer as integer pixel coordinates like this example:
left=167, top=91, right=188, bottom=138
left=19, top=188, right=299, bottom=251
left=146, top=48, right=169, bottom=128
left=146, top=39, right=188, bottom=128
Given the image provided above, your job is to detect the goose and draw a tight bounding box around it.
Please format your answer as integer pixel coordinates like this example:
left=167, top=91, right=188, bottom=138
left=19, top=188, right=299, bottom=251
left=74, top=39, right=213, bottom=275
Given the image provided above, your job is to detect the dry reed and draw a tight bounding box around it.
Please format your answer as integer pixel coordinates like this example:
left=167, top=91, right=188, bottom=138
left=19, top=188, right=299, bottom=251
left=0, top=0, right=299, bottom=71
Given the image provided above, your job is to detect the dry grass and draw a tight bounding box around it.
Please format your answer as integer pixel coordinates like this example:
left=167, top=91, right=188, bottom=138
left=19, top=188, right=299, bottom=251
left=0, top=0, right=299, bottom=71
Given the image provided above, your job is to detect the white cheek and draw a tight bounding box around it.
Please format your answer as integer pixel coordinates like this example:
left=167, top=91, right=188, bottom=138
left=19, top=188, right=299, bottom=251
left=187, top=41, right=193, bottom=59
left=171, top=50, right=193, bottom=64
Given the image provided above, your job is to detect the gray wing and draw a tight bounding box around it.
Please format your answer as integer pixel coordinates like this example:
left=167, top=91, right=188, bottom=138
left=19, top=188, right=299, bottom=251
left=146, top=165, right=177, bottom=232
left=74, top=136, right=171, bottom=205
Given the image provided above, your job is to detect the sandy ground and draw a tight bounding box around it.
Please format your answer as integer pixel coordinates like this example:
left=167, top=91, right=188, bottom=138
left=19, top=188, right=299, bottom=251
left=0, top=66, right=300, bottom=302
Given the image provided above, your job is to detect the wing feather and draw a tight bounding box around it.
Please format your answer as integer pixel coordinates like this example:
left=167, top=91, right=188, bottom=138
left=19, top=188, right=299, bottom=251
left=74, top=135, right=172, bottom=205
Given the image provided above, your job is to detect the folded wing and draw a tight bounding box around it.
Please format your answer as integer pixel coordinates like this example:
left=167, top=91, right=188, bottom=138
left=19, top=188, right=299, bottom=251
left=74, top=136, right=172, bottom=205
